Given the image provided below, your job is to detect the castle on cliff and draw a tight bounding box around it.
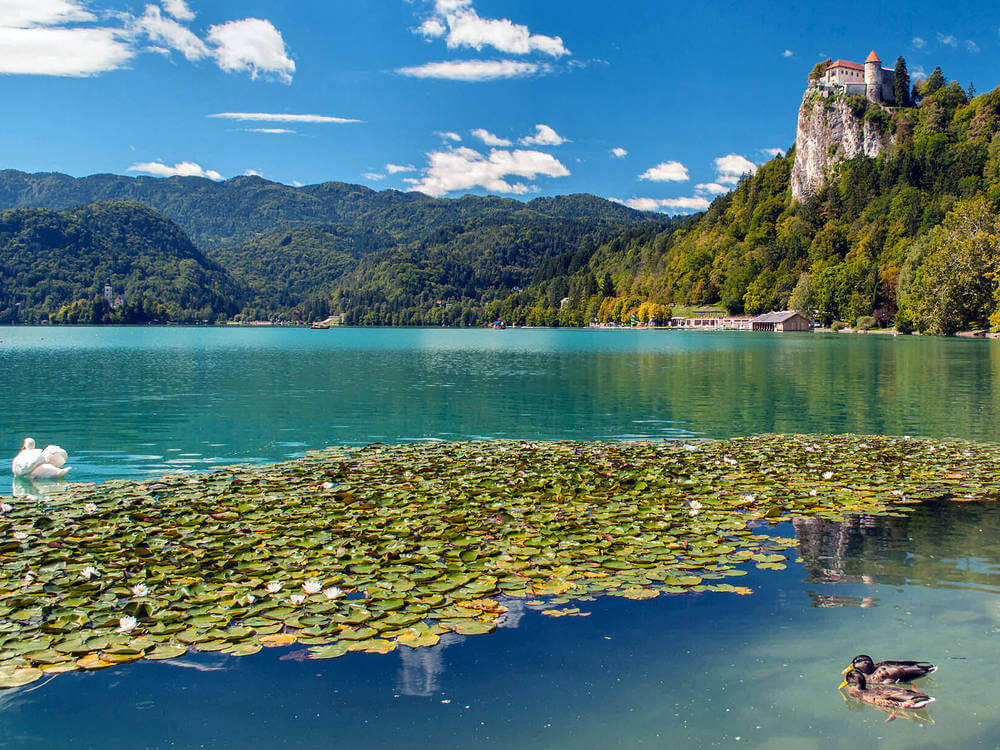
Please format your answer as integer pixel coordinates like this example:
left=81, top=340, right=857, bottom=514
left=815, top=51, right=896, bottom=104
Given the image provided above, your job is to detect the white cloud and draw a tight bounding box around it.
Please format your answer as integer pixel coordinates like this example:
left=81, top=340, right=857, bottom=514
left=782, top=49, right=793, bottom=58
left=385, top=163, right=416, bottom=174
left=416, top=0, right=568, bottom=58
left=761, top=147, right=785, bottom=158
left=912, top=36, right=926, bottom=48
left=611, top=147, right=627, bottom=158
left=0, top=0, right=94, bottom=27
left=397, top=59, right=544, bottom=81
left=695, top=182, right=730, bottom=195
left=519, top=124, right=567, bottom=146
left=240, top=127, right=295, bottom=134
left=937, top=32, right=957, bottom=47
left=292, top=180, right=303, bottom=187
left=471, top=128, right=512, bottom=146
left=127, top=160, right=223, bottom=180
left=714, top=153, right=757, bottom=184
left=207, top=17, right=294, bottom=83
left=0, top=26, right=133, bottom=76
left=244, top=168, right=262, bottom=177
left=638, top=161, right=689, bottom=182
left=162, top=0, right=195, bottom=22
left=408, top=145, right=569, bottom=197
left=967, top=39, right=980, bottom=53
left=911, top=64, right=927, bottom=80
left=615, top=196, right=710, bottom=214
left=134, top=4, right=209, bottom=62
left=363, top=172, right=385, bottom=181
left=208, top=112, right=361, bottom=123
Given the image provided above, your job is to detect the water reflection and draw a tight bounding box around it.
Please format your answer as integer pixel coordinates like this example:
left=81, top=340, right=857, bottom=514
left=794, top=500, right=1000, bottom=595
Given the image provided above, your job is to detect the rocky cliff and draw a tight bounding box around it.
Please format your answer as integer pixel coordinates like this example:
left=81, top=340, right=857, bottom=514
left=790, top=86, right=894, bottom=201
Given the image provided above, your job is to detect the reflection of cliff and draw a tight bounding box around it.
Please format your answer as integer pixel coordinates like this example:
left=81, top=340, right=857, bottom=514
left=793, top=501, right=1000, bottom=592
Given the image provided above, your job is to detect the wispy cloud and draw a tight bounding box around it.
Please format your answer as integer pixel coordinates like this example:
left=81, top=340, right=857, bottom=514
left=385, top=163, right=416, bottom=174
left=471, top=128, right=512, bottom=147
left=415, top=0, right=568, bottom=58
left=128, top=160, right=223, bottom=180
left=912, top=36, right=926, bottom=49
left=519, top=124, right=567, bottom=146
left=208, top=112, right=362, bottom=123
left=239, top=127, right=296, bottom=134
left=0, top=0, right=296, bottom=81
left=397, top=59, right=546, bottom=81
left=782, top=49, right=793, bottom=58
left=937, top=32, right=957, bottom=47
left=610, top=147, right=627, bottom=158
left=715, top=153, right=757, bottom=184
left=638, top=161, right=689, bottom=182
left=406, top=145, right=569, bottom=197
left=363, top=172, right=385, bottom=181
left=695, top=182, right=730, bottom=195
left=612, top=196, right=710, bottom=213
left=966, top=39, right=980, bottom=53
left=761, top=147, right=785, bottom=158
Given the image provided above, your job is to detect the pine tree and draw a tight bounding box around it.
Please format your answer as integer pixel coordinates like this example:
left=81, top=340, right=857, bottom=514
left=967, top=81, right=977, bottom=99
left=893, top=56, right=911, bottom=107
left=924, top=67, right=946, bottom=96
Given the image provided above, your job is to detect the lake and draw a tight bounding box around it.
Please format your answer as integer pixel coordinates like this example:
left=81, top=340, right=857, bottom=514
left=1, top=326, right=999, bottom=748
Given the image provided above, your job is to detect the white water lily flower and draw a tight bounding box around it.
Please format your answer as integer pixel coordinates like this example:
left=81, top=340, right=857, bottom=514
left=302, top=580, right=321, bottom=595
left=723, top=457, right=738, bottom=466
left=742, top=494, right=756, bottom=503
left=22, top=573, right=34, bottom=586
left=891, top=489, right=904, bottom=497
left=322, top=481, right=334, bottom=489
left=689, top=500, right=703, bottom=510
left=12, top=532, right=27, bottom=541
left=117, top=615, right=138, bottom=634
left=81, top=566, right=99, bottom=580
left=83, top=503, right=98, bottom=514
left=688, top=508, right=700, bottom=517
left=131, top=583, right=149, bottom=598
left=822, top=471, right=834, bottom=480
left=266, top=581, right=283, bottom=594
left=323, top=586, right=344, bottom=600
left=0, top=503, right=11, bottom=513
left=403, top=471, right=414, bottom=479
left=809, top=489, right=818, bottom=497
left=289, top=594, right=305, bottom=606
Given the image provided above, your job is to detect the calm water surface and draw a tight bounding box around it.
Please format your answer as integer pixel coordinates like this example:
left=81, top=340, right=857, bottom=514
left=1, top=326, right=999, bottom=748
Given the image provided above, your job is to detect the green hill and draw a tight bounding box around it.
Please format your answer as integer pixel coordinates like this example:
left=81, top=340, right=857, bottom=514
left=0, top=202, right=240, bottom=323
left=518, top=73, right=1000, bottom=333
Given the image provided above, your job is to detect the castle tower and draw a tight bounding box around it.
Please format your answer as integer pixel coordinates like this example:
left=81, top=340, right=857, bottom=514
left=864, top=50, right=882, bottom=103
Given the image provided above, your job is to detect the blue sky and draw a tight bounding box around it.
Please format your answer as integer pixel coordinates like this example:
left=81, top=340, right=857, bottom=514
left=1, top=0, right=998, bottom=213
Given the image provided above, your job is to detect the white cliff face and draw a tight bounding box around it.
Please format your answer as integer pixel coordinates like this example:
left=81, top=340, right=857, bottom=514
left=790, top=85, right=894, bottom=201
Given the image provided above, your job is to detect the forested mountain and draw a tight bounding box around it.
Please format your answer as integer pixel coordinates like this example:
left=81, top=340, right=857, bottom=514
left=524, top=72, right=1000, bottom=333
left=5, top=68, right=1000, bottom=332
left=0, top=202, right=240, bottom=323
left=0, top=171, right=660, bottom=249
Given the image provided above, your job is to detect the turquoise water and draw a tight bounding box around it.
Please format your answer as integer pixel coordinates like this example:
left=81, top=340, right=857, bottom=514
left=2, top=326, right=1000, bottom=494
left=2, top=326, right=1000, bottom=748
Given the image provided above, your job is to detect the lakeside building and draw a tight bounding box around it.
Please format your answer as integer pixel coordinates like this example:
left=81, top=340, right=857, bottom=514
left=666, top=311, right=811, bottom=332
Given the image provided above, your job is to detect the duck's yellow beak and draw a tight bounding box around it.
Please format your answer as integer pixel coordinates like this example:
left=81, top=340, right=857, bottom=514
left=841, top=665, right=852, bottom=674
left=838, top=679, right=848, bottom=689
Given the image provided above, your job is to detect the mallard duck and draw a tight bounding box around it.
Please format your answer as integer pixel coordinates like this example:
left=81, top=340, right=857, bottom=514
left=842, top=654, right=936, bottom=683
left=839, top=669, right=935, bottom=710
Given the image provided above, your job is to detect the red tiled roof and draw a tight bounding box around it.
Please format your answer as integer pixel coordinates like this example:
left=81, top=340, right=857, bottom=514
left=865, top=50, right=881, bottom=63
left=828, top=59, right=864, bottom=71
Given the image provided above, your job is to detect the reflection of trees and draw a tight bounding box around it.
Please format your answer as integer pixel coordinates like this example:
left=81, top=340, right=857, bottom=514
left=395, top=633, right=464, bottom=697
left=793, top=500, right=1000, bottom=593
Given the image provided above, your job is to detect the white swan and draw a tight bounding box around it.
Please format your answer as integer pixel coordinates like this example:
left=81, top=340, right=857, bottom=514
left=11, top=438, right=70, bottom=479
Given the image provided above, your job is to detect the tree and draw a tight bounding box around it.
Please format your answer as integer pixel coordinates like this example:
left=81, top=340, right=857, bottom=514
left=893, top=56, right=911, bottom=107
left=898, top=197, right=1000, bottom=334
left=923, top=67, right=946, bottom=96
left=809, top=58, right=831, bottom=81
left=789, top=273, right=813, bottom=315
left=967, top=82, right=977, bottom=99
